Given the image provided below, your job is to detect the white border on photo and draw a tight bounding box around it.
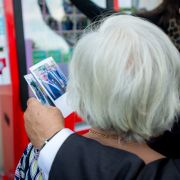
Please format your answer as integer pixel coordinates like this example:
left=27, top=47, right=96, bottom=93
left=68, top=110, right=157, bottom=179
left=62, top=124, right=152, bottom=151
left=55, top=93, right=73, bottom=117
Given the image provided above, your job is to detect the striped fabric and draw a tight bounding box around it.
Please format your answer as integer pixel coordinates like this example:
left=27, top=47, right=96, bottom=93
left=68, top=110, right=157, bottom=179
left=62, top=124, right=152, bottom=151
left=15, top=143, right=44, bottom=180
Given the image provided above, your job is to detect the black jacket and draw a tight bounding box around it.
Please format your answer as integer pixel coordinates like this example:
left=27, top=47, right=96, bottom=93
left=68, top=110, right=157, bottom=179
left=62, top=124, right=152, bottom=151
left=49, top=133, right=180, bottom=180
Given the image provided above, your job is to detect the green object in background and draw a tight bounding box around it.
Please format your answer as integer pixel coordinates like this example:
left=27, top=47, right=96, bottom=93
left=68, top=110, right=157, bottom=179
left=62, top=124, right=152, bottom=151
left=63, top=53, right=70, bottom=63
left=63, top=48, right=73, bottom=63
left=32, top=50, right=47, bottom=64
left=32, top=49, right=73, bottom=64
left=0, top=47, right=3, bottom=52
left=47, top=50, right=62, bottom=63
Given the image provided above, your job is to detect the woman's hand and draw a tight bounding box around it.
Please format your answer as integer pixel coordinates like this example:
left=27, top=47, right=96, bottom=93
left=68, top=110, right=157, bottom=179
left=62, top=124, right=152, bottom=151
left=24, top=98, right=64, bottom=149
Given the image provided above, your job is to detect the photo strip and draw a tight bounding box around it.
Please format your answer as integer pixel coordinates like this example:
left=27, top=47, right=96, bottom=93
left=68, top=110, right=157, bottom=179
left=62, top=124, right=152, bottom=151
left=29, top=57, right=72, bottom=117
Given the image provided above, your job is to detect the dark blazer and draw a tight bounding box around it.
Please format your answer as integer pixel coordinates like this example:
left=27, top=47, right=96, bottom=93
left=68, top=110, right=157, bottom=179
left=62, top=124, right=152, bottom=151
left=49, top=134, right=180, bottom=180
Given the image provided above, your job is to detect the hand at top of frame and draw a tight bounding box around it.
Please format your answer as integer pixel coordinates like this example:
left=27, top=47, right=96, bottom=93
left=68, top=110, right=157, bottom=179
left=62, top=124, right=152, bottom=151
left=24, top=98, right=64, bottom=149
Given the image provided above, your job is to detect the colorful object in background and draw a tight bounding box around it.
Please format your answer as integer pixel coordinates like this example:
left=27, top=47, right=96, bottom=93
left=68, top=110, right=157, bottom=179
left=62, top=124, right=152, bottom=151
left=48, top=50, right=62, bottom=63
left=32, top=50, right=47, bottom=64
left=61, top=16, right=73, bottom=30
left=0, top=47, right=4, bottom=51
left=114, top=0, right=119, bottom=11
left=0, top=58, right=6, bottom=74
left=32, top=49, right=73, bottom=65
left=63, top=48, right=73, bottom=63
left=15, top=143, right=43, bottom=180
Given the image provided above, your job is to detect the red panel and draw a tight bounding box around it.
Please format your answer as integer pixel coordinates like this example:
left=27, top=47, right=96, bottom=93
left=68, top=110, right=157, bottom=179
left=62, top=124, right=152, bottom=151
left=0, top=91, right=14, bottom=174
left=0, top=0, right=28, bottom=174
left=65, top=112, right=89, bottom=135
left=65, top=112, right=84, bottom=131
left=114, top=0, right=120, bottom=11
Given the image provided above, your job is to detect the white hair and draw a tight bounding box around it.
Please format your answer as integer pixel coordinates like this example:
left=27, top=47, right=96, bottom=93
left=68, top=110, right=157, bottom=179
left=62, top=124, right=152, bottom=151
left=67, top=15, right=180, bottom=142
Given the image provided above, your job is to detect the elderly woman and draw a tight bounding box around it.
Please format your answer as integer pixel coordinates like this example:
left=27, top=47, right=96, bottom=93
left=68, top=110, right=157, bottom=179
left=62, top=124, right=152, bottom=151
left=17, top=15, right=180, bottom=179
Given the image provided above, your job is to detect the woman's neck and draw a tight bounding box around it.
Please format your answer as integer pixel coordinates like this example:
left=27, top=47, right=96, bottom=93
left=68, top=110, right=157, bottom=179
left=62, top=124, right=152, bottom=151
left=83, top=128, right=165, bottom=164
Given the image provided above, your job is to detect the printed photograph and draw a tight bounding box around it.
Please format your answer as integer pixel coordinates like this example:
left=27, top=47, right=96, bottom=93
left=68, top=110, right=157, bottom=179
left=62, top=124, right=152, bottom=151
left=30, top=57, right=67, bottom=101
left=24, top=74, right=54, bottom=105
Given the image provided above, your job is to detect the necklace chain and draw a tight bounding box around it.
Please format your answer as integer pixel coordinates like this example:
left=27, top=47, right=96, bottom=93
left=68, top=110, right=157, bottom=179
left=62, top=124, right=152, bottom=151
left=89, top=129, right=119, bottom=140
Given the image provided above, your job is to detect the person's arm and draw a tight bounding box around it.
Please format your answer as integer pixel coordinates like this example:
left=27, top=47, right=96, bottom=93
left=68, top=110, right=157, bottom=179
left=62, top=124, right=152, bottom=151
left=38, top=128, right=74, bottom=179
left=24, top=98, right=71, bottom=179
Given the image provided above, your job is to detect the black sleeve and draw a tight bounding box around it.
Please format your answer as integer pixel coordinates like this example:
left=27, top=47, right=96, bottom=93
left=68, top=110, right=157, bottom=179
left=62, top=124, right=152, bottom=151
left=70, top=0, right=114, bottom=21
left=49, top=134, right=180, bottom=180
left=148, top=119, right=180, bottom=159
left=49, top=134, right=144, bottom=180
left=137, top=158, right=180, bottom=180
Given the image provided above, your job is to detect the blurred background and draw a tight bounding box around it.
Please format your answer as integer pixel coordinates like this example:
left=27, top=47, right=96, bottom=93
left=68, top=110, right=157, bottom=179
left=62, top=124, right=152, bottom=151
left=0, top=0, right=163, bottom=178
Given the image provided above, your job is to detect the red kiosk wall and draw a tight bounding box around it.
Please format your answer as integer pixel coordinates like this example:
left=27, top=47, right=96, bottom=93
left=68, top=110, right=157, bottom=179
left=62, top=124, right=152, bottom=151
left=0, top=0, right=28, bottom=175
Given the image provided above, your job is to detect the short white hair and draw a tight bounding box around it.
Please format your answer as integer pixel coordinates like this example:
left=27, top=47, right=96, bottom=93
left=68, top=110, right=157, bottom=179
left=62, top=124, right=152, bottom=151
left=67, top=15, right=180, bottom=142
